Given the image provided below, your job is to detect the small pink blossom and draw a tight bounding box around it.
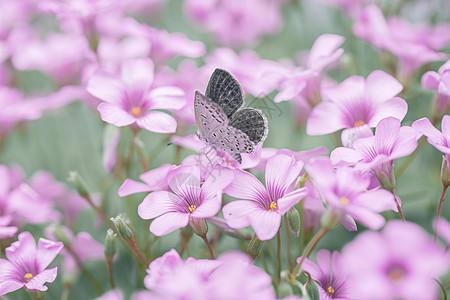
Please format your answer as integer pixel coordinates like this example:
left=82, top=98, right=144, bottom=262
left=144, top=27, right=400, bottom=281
left=422, top=59, right=450, bottom=117
left=119, top=164, right=174, bottom=197
left=223, top=154, right=307, bottom=240
left=138, top=165, right=233, bottom=236
left=342, top=220, right=448, bottom=300
left=307, top=70, right=407, bottom=147
left=87, top=58, right=185, bottom=133
left=0, top=231, right=63, bottom=295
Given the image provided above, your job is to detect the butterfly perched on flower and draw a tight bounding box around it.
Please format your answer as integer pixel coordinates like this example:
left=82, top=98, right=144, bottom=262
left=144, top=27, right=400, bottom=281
left=194, top=69, right=268, bottom=164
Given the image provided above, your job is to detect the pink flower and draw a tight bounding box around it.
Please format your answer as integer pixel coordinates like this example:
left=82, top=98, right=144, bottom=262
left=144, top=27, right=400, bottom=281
left=342, top=221, right=448, bottom=300
left=0, top=231, right=63, bottom=295
left=223, top=154, right=307, bottom=240
left=353, top=5, right=448, bottom=81
left=299, top=250, right=351, bottom=300
left=412, top=115, right=450, bottom=156
left=184, top=0, right=283, bottom=46
left=95, top=289, right=123, bottom=300
left=317, top=0, right=380, bottom=16
left=119, top=164, right=174, bottom=197
left=306, top=157, right=396, bottom=231
left=422, top=59, right=450, bottom=117
left=307, top=70, right=407, bottom=147
left=87, top=58, right=185, bottom=133
left=138, top=165, right=233, bottom=236
left=331, top=117, right=420, bottom=188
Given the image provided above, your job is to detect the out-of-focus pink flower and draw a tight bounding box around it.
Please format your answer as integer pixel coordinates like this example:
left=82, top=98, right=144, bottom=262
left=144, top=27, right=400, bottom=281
left=185, top=0, right=283, bottom=46
left=353, top=5, right=448, bottom=82
left=102, top=125, right=120, bottom=173
left=119, top=164, right=174, bottom=197
left=299, top=250, right=351, bottom=299
left=95, top=289, right=123, bottom=300
left=138, top=165, right=233, bottom=236
left=307, top=70, right=407, bottom=147
left=46, top=225, right=104, bottom=279
left=317, top=0, right=380, bottom=16
left=12, top=32, right=93, bottom=86
left=0, top=231, right=63, bottom=295
left=306, top=157, right=395, bottom=231
left=331, top=117, right=420, bottom=189
left=435, top=218, right=450, bottom=246
left=412, top=115, right=450, bottom=156
left=342, top=220, right=448, bottom=300
left=223, top=154, right=307, bottom=240
left=0, top=1, right=37, bottom=39
left=87, top=58, right=185, bottom=133
left=422, top=59, right=450, bottom=117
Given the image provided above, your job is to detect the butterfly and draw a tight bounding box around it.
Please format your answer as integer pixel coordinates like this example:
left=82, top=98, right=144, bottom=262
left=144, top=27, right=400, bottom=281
left=194, top=68, right=268, bottom=164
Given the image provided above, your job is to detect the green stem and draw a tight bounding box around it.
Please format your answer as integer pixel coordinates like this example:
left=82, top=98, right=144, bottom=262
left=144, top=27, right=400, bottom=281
left=290, top=227, right=328, bottom=281
left=202, top=235, right=215, bottom=259
left=276, top=230, right=282, bottom=283
left=127, top=237, right=150, bottom=266
left=434, top=184, right=448, bottom=241
left=298, top=199, right=305, bottom=257
left=106, top=257, right=115, bottom=289
left=285, top=216, right=293, bottom=269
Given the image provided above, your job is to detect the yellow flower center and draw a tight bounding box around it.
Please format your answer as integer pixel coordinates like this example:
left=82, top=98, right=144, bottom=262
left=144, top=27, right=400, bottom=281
left=388, top=267, right=404, bottom=282
left=354, top=120, right=365, bottom=127
left=24, top=273, right=33, bottom=281
left=131, top=106, right=142, bottom=117
left=269, top=201, right=278, bottom=211
left=340, top=197, right=350, bottom=205
left=188, top=205, right=197, bottom=212
left=327, top=285, right=335, bottom=295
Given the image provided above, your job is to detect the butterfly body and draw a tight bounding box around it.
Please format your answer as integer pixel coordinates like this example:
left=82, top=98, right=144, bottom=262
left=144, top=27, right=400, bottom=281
left=194, top=69, right=268, bottom=163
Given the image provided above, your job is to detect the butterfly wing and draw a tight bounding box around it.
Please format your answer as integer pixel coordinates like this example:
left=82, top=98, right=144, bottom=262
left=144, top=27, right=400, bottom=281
left=229, top=108, right=268, bottom=145
left=215, top=125, right=255, bottom=164
left=206, top=69, right=244, bottom=119
left=194, top=91, right=227, bottom=142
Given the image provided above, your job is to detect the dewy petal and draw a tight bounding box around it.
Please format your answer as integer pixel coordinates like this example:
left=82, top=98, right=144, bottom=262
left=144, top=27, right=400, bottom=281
left=36, top=238, right=63, bottom=270
left=307, top=101, right=347, bottom=135
left=365, top=70, right=403, bottom=104
left=5, top=232, right=37, bottom=267
left=121, top=58, right=154, bottom=90
left=149, top=212, right=190, bottom=236
left=138, top=191, right=182, bottom=220
left=118, top=179, right=152, bottom=197
left=149, top=87, right=186, bottom=110
left=97, top=103, right=136, bottom=127
left=265, top=154, right=302, bottom=201
left=412, top=117, right=444, bottom=144
left=222, top=200, right=261, bottom=229
left=369, top=97, right=408, bottom=126
left=277, top=188, right=307, bottom=215
left=224, top=169, right=267, bottom=204
left=136, top=111, right=177, bottom=133
left=24, top=267, right=58, bottom=291
left=87, top=70, right=124, bottom=104
left=248, top=210, right=282, bottom=240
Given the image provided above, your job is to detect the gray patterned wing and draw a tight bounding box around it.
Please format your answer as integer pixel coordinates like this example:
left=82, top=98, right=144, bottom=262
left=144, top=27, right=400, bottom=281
left=216, top=126, right=255, bottom=164
left=205, top=69, right=244, bottom=119
left=229, top=108, right=268, bottom=145
left=194, top=91, right=227, bottom=142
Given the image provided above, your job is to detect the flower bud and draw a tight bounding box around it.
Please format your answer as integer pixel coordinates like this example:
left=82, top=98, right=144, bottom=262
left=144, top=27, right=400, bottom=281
left=247, top=235, right=264, bottom=260
left=189, top=217, right=208, bottom=238
left=277, top=281, right=293, bottom=298
left=68, top=171, right=89, bottom=198
left=320, top=208, right=340, bottom=230
left=305, top=273, right=320, bottom=300
left=378, top=168, right=395, bottom=192
left=287, top=207, right=301, bottom=237
left=104, top=229, right=117, bottom=259
left=111, top=215, right=134, bottom=241
left=441, top=155, right=450, bottom=187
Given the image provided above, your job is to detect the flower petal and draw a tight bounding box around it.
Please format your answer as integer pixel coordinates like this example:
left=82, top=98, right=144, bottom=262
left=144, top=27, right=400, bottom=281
left=277, top=188, right=307, bottom=215
left=366, top=70, right=403, bottom=104
left=307, top=101, right=347, bottom=135
left=149, top=87, right=186, bottom=110
left=118, top=179, right=152, bottom=197
left=191, top=193, right=221, bottom=218
left=149, top=212, right=189, bottom=236
left=97, top=103, right=136, bottom=127
left=315, top=249, right=332, bottom=277
left=347, top=206, right=385, bottom=230
left=412, top=117, right=444, bottom=144
left=248, top=210, right=282, bottom=240
left=369, top=97, right=408, bottom=126
left=330, top=146, right=365, bottom=166
left=87, top=70, right=124, bottom=104
left=121, top=58, right=154, bottom=90
left=354, top=189, right=396, bottom=212
left=24, top=267, right=58, bottom=291
left=201, top=167, right=234, bottom=201
left=138, top=191, right=182, bottom=220
left=36, top=238, right=63, bottom=270
left=224, top=169, right=267, bottom=204
left=136, top=111, right=177, bottom=133
left=265, top=154, right=302, bottom=201
left=5, top=232, right=37, bottom=267
left=222, top=200, right=261, bottom=229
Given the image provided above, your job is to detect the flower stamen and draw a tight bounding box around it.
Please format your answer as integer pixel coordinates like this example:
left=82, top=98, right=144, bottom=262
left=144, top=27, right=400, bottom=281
left=354, top=120, right=365, bottom=127
left=388, top=267, right=404, bottom=282
left=188, top=205, right=197, bottom=212
left=131, top=106, right=142, bottom=117
left=269, top=201, right=278, bottom=211
left=327, top=285, right=335, bottom=295
left=24, top=273, right=33, bottom=281
left=340, top=197, right=350, bottom=205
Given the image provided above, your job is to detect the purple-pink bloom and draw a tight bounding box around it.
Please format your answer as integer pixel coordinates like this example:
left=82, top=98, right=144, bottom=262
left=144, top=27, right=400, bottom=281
left=138, top=165, right=233, bottom=236
left=0, top=231, right=63, bottom=295
left=223, top=154, right=307, bottom=240
left=307, top=70, right=407, bottom=147
left=331, top=117, right=420, bottom=188
left=95, top=289, right=123, bottom=300
left=306, top=157, right=396, bottom=231
left=422, top=59, right=450, bottom=117
left=412, top=115, right=450, bottom=156
left=119, top=164, right=174, bottom=197
left=342, top=220, right=448, bottom=300
left=299, top=250, right=351, bottom=300
left=87, top=58, right=185, bottom=133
